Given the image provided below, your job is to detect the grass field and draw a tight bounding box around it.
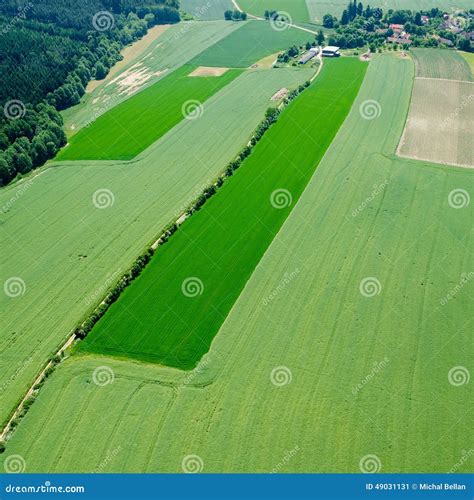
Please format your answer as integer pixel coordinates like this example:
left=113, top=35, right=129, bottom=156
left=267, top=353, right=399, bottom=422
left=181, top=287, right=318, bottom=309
left=56, top=65, right=241, bottom=161
left=460, top=51, right=474, bottom=77
left=62, top=21, right=241, bottom=136
left=412, top=48, right=473, bottom=82
left=398, top=78, right=474, bottom=168
left=191, top=20, right=314, bottom=68
left=79, top=58, right=367, bottom=369
left=304, top=0, right=474, bottom=23
left=239, top=0, right=310, bottom=21
left=4, top=54, right=472, bottom=473
left=181, top=0, right=234, bottom=20
left=0, top=67, right=312, bottom=428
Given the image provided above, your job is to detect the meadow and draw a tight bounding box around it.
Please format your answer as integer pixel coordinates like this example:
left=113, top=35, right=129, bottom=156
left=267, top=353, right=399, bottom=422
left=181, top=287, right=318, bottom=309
left=0, top=67, right=312, bottom=428
left=191, top=20, right=314, bottom=68
left=181, top=0, right=234, bottom=20
left=4, top=53, right=472, bottom=473
left=460, top=51, right=474, bottom=76
left=56, top=65, right=241, bottom=161
left=411, top=48, right=473, bottom=82
left=238, top=0, right=310, bottom=22
left=79, top=58, right=367, bottom=369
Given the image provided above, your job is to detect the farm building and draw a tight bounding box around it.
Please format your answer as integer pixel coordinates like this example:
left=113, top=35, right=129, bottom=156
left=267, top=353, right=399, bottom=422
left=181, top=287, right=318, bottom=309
left=299, top=47, right=319, bottom=64
left=322, top=46, right=340, bottom=57
left=389, top=23, right=404, bottom=33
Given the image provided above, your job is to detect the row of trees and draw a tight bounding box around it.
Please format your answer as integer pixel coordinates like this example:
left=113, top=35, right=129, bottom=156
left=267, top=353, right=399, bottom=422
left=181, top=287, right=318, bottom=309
left=0, top=1, right=180, bottom=187
left=224, top=10, right=247, bottom=21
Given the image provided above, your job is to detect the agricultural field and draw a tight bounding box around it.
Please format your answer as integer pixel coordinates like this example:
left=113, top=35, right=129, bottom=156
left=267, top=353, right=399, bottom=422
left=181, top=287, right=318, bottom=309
left=191, top=20, right=314, bottom=67
left=0, top=66, right=312, bottom=428
left=411, top=48, right=473, bottom=82
left=238, top=0, right=310, bottom=22
left=62, top=21, right=242, bottom=136
left=181, top=0, right=234, bottom=20
left=460, top=51, right=474, bottom=76
left=56, top=65, right=242, bottom=161
left=4, top=53, right=472, bottom=474
left=79, top=58, right=367, bottom=369
left=397, top=78, right=474, bottom=168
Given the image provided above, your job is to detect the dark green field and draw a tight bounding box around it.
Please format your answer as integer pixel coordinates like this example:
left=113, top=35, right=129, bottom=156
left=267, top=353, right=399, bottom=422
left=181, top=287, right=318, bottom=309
left=191, top=20, right=314, bottom=68
left=79, top=58, right=367, bottom=369
left=56, top=65, right=241, bottom=161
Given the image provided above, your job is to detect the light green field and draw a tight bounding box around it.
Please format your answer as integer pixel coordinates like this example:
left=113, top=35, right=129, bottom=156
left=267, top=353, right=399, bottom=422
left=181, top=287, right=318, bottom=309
left=4, top=54, right=472, bottom=473
left=460, top=51, right=474, bottom=76
left=79, top=58, right=367, bottom=369
left=181, top=0, right=234, bottom=20
left=239, top=0, right=310, bottom=21
left=191, top=20, right=314, bottom=67
left=305, top=0, right=474, bottom=24
left=56, top=65, right=241, bottom=161
left=62, top=21, right=242, bottom=136
left=412, top=48, right=473, bottom=81
left=0, top=67, right=312, bottom=428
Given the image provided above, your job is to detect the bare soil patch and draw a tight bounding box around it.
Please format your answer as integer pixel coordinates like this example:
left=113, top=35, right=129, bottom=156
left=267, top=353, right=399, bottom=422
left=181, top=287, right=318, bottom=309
left=188, top=66, right=230, bottom=77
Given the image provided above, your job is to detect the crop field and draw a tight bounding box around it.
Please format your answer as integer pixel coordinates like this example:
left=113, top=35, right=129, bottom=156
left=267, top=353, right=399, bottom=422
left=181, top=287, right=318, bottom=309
left=56, top=65, right=242, bottom=161
left=191, top=20, right=313, bottom=68
left=0, top=66, right=312, bottom=428
left=411, top=48, right=473, bottom=81
left=238, top=0, right=310, bottom=22
left=181, top=0, right=234, bottom=20
left=397, top=78, right=474, bottom=168
left=460, top=51, right=474, bottom=76
left=62, top=21, right=241, bottom=136
left=4, top=54, right=473, bottom=474
left=79, top=58, right=367, bottom=369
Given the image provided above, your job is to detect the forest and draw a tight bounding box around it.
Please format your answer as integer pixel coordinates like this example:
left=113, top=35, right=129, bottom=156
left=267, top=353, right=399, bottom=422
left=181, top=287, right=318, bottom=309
left=0, top=0, right=180, bottom=187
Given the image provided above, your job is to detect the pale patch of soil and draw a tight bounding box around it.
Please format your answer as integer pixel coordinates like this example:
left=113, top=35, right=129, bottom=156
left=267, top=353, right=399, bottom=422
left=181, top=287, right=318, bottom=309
left=188, top=66, right=230, bottom=77
left=252, top=52, right=279, bottom=69
left=86, top=24, right=170, bottom=93
left=271, top=88, right=289, bottom=101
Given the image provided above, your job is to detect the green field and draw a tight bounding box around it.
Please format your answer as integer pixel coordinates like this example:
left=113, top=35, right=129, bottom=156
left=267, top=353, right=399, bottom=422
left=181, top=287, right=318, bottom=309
left=62, top=21, right=242, bottom=136
left=304, top=0, right=474, bottom=24
left=181, top=0, right=234, bottom=20
left=412, top=48, right=473, bottom=82
left=56, top=65, right=241, bottom=161
left=191, top=20, right=314, bottom=67
left=0, top=67, right=312, bottom=429
left=4, top=54, right=472, bottom=473
left=239, top=0, right=310, bottom=21
left=460, top=51, right=474, bottom=76
left=79, top=58, right=367, bottom=369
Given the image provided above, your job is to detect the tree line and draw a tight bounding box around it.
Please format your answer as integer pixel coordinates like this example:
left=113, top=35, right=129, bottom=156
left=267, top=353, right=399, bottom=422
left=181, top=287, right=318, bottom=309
left=0, top=0, right=180, bottom=187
